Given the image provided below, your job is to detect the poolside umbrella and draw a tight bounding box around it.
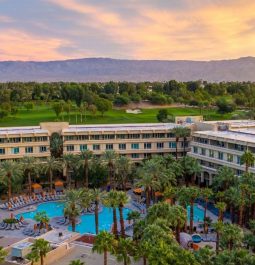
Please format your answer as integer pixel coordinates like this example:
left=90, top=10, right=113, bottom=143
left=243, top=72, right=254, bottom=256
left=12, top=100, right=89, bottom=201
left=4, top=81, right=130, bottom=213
left=54, top=180, right=64, bottom=192
left=155, top=191, right=163, bottom=197
left=32, top=183, right=42, bottom=194
left=133, top=188, right=143, bottom=194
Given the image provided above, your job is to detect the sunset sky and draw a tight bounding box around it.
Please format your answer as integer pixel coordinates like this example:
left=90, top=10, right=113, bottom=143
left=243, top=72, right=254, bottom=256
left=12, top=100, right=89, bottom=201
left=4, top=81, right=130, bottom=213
left=0, top=0, right=254, bottom=61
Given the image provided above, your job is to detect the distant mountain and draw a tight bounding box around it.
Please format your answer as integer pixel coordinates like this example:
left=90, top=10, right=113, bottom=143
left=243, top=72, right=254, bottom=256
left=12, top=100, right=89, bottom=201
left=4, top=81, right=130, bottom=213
left=0, top=57, right=255, bottom=82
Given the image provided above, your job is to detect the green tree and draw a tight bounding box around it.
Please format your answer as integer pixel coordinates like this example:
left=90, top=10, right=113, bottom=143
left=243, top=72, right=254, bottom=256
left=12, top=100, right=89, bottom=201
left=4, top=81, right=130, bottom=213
left=116, top=156, right=133, bottom=191
left=92, top=231, right=116, bottom=265
left=0, top=160, right=23, bottom=202
left=26, top=251, right=39, bottom=265
left=63, top=154, right=79, bottom=189
left=115, top=237, right=133, bottom=265
left=116, top=191, right=129, bottom=238
left=241, top=150, right=255, bottom=173
left=31, top=239, right=50, bottom=265
left=103, top=150, right=118, bottom=189
left=42, top=157, right=62, bottom=192
left=0, top=246, right=7, bottom=264
left=95, top=98, right=112, bottom=116
left=172, top=127, right=190, bottom=159
left=212, top=166, right=236, bottom=192
left=64, top=189, right=88, bottom=232
left=201, top=188, right=213, bottom=233
left=103, top=190, right=119, bottom=238
left=156, top=109, right=168, bottom=122
left=220, top=223, right=243, bottom=251
left=52, top=102, right=63, bottom=120
left=21, top=156, right=39, bottom=195
left=90, top=189, right=104, bottom=234
left=80, top=150, right=93, bottom=188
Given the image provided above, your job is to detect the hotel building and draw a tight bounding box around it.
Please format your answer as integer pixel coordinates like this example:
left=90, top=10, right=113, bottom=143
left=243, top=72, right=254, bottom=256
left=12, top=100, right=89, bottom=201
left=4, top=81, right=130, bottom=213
left=0, top=122, right=191, bottom=162
left=188, top=120, right=255, bottom=186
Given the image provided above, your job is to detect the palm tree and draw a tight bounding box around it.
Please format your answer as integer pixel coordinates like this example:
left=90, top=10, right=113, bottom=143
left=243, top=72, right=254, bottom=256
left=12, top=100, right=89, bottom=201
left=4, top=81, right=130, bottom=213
left=64, top=189, right=87, bottom=232
left=26, top=251, right=39, bottom=265
left=127, top=211, right=140, bottom=225
left=0, top=160, right=23, bottom=202
left=41, top=157, right=62, bottom=192
left=241, top=150, right=255, bottom=173
left=213, top=221, right=224, bottom=254
left=31, top=239, right=50, bottom=265
left=172, top=126, right=189, bottom=159
left=201, top=188, right=213, bottom=233
left=63, top=154, right=78, bottom=189
left=181, top=156, right=202, bottom=186
left=50, top=132, right=63, bottom=158
left=116, top=191, right=129, bottom=238
left=163, top=186, right=177, bottom=205
left=220, top=223, right=243, bottom=251
left=0, top=247, right=7, bottom=264
left=216, top=202, right=227, bottom=222
left=136, top=172, right=160, bottom=209
left=116, top=156, right=133, bottom=191
left=21, top=156, right=39, bottom=195
left=170, top=205, right=187, bottom=243
left=103, top=190, right=119, bottom=238
left=90, top=189, right=104, bottom=234
left=92, top=231, right=115, bottom=265
left=115, top=237, right=133, bottom=265
left=103, top=150, right=118, bottom=189
left=212, top=166, right=236, bottom=192
left=80, top=150, right=93, bottom=188
left=69, top=260, right=85, bottom=265
left=178, top=186, right=200, bottom=234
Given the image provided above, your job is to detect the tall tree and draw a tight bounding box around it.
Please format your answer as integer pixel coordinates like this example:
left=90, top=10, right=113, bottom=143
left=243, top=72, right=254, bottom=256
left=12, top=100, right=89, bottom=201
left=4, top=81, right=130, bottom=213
left=90, top=189, right=104, bottom=234
left=116, top=191, right=129, bottom=238
left=116, top=156, right=133, bottom=191
left=172, top=126, right=190, bottom=159
left=92, top=231, right=115, bottom=265
left=0, top=160, right=23, bottom=202
left=241, top=150, right=255, bottom=173
left=21, top=156, right=39, bottom=195
left=42, top=157, right=62, bottom=192
left=80, top=150, right=93, bottom=188
left=201, top=188, right=213, bottom=233
left=103, top=150, right=118, bottom=190
left=31, top=239, right=50, bottom=265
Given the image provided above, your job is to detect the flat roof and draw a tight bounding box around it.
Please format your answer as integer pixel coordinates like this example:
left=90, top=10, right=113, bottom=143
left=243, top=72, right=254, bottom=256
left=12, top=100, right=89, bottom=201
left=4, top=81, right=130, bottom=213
left=12, top=241, right=33, bottom=250
left=0, top=126, right=48, bottom=136
left=64, top=123, right=186, bottom=133
left=193, top=130, right=255, bottom=144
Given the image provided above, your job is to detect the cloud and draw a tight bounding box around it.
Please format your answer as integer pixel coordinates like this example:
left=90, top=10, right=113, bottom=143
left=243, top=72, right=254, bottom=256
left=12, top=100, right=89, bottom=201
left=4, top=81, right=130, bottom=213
left=1, top=0, right=255, bottom=60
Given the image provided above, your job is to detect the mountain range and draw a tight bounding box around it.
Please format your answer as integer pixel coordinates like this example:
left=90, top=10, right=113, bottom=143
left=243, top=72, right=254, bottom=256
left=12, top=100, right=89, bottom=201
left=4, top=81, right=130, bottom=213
left=0, top=57, right=254, bottom=82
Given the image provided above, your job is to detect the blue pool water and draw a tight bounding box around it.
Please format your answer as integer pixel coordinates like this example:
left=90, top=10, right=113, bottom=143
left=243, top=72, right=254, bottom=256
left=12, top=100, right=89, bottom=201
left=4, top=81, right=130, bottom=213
left=16, top=201, right=130, bottom=234
left=187, top=204, right=204, bottom=222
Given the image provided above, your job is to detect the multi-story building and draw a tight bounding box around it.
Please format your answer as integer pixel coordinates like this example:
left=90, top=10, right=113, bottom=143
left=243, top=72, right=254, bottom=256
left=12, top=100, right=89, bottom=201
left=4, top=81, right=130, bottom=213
left=188, top=120, right=255, bottom=186
left=0, top=122, right=191, bottom=162
left=0, top=126, right=50, bottom=162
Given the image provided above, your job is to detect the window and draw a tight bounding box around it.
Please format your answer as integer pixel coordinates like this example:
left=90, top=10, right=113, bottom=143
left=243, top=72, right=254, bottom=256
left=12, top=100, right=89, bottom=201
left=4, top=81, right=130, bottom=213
left=11, top=147, right=19, bottom=154
left=157, top=143, right=164, bottom=149
left=167, top=133, right=175, bottom=138
left=169, top=142, right=176, bottom=148
left=129, top=134, right=140, bottom=139
left=80, top=144, right=87, bottom=151
left=153, top=133, right=165, bottom=138
left=90, top=135, right=100, bottom=140
left=23, top=137, right=33, bottom=142
left=193, top=146, right=198, bottom=154
left=117, top=134, right=127, bottom=139
left=119, top=144, right=126, bottom=150
left=0, top=148, right=5, bottom=155
left=8, top=138, right=21, bottom=143
left=93, top=144, right=100, bottom=151
left=144, top=143, right=152, bottom=149
left=106, top=144, right=113, bottom=150
left=227, top=154, right=233, bottom=162
left=39, top=146, right=47, bottom=153
left=0, top=138, right=5, bottom=143
left=131, top=153, right=139, bottom=159
left=102, top=135, right=115, bottom=140
left=131, top=143, right=139, bottom=149
left=201, top=148, right=206, bottom=156
left=77, top=135, right=89, bottom=140
left=144, top=153, right=151, bottom=159
left=237, top=156, right=241, bottom=165
left=218, top=152, right=224, bottom=160
left=67, top=145, right=74, bottom=151
left=142, top=134, right=152, bottom=139
left=35, top=136, right=48, bottom=142
left=25, top=147, right=33, bottom=153
left=209, top=150, right=214, bottom=158
left=65, top=136, right=74, bottom=141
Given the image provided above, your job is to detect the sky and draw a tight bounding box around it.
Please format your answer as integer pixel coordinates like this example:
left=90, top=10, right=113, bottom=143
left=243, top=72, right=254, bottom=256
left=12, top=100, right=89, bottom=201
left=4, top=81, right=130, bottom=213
left=0, top=0, right=255, bottom=61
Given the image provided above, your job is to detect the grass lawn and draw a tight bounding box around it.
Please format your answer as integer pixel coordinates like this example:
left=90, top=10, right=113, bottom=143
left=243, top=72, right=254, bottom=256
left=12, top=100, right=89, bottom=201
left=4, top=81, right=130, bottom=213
left=0, top=105, right=242, bottom=127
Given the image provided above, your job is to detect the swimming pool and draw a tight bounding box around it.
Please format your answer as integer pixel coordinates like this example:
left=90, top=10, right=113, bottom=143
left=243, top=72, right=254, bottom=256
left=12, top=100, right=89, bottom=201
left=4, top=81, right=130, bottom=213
left=16, top=201, right=130, bottom=234
left=186, top=204, right=204, bottom=222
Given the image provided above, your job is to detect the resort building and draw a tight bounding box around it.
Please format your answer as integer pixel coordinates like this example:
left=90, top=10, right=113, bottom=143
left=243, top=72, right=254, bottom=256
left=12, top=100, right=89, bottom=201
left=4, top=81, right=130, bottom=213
left=188, top=120, right=255, bottom=186
left=0, top=122, right=191, bottom=162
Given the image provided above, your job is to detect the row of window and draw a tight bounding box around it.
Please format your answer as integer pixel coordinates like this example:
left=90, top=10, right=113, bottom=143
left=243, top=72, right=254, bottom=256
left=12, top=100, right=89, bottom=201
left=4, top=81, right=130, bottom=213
left=0, top=136, right=48, bottom=143
left=64, top=133, right=179, bottom=141
left=0, top=146, right=48, bottom=155
left=66, top=142, right=178, bottom=152
left=193, top=146, right=242, bottom=165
